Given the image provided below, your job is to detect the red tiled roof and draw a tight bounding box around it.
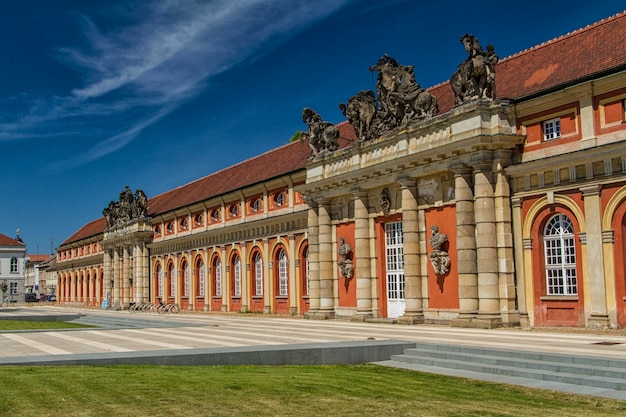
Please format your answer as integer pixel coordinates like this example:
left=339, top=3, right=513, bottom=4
left=430, top=11, right=626, bottom=113
left=61, top=12, right=626, bottom=246
left=61, top=123, right=356, bottom=245
left=0, top=233, right=25, bottom=247
left=27, top=254, right=50, bottom=262
left=61, top=218, right=106, bottom=246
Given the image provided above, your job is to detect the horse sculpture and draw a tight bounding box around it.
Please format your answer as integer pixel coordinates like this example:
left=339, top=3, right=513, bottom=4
left=339, top=90, right=378, bottom=141
left=369, top=55, right=439, bottom=127
left=301, top=108, right=339, bottom=155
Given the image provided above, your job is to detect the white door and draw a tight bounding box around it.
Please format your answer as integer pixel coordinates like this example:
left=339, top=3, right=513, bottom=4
left=385, top=222, right=405, bottom=318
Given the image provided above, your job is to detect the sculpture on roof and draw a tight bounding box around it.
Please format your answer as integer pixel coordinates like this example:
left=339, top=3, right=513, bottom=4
left=301, top=108, right=339, bottom=157
left=103, top=186, right=149, bottom=229
left=338, top=54, right=438, bottom=142
left=450, top=34, right=498, bottom=105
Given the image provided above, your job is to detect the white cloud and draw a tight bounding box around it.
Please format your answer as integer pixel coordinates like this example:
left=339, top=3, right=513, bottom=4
left=1, top=0, right=356, bottom=168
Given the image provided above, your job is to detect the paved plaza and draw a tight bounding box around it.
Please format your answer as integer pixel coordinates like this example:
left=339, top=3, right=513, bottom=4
left=1, top=306, right=626, bottom=400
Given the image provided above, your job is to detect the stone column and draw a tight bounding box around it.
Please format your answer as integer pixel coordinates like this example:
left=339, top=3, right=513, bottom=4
left=352, top=190, right=373, bottom=321
left=104, top=249, right=112, bottom=301
left=123, top=246, right=131, bottom=308
left=317, top=199, right=335, bottom=318
left=397, top=178, right=424, bottom=325
left=474, top=161, right=502, bottom=328
left=305, top=200, right=320, bottom=317
left=450, top=164, right=478, bottom=326
left=113, top=248, right=121, bottom=306
left=494, top=156, right=519, bottom=326
left=580, top=184, right=610, bottom=328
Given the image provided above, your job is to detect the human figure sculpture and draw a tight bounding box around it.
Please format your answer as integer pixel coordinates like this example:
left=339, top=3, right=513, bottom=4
left=450, top=34, right=497, bottom=105
left=103, top=186, right=150, bottom=228
left=301, top=108, right=339, bottom=156
left=429, top=225, right=451, bottom=275
left=337, top=237, right=354, bottom=279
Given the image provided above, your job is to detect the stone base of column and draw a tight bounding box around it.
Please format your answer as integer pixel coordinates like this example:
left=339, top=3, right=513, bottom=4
left=304, top=309, right=335, bottom=320
left=350, top=312, right=373, bottom=322
left=397, top=312, right=425, bottom=325
left=203, top=305, right=210, bottom=312
left=450, top=311, right=477, bottom=328
left=474, top=314, right=503, bottom=329
left=587, top=313, right=611, bottom=329
left=499, top=311, right=521, bottom=327
left=263, top=306, right=272, bottom=314
left=289, top=307, right=298, bottom=316
left=519, top=312, right=531, bottom=328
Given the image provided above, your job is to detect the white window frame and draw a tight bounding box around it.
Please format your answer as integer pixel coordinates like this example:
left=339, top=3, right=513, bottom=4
left=198, top=260, right=205, bottom=297
left=543, top=117, right=561, bottom=140
left=278, top=249, right=288, bottom=296
left=183, top=262, right=189, bottom=297
left=233, top=255, right=241, bottom=297
left=254, top=253, right=263, bottom=296
left=169, top=265, right=176, bottom=297
left=543, top=214, right=577, bottom=295
left=157, top=265, right=164, bottom=297
left=10, top=257, right=18, bottom=273
left=10, top=282, right=18, bottom=295
left=214, top=258, right=222, bottom=297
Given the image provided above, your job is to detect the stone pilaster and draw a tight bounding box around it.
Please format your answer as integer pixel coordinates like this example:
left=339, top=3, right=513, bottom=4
left=351, top=190, right=373, bottom=321
left=450, top=164, right=478, bottom=327
left=397, top=178, right=424, bottom=325
left=580, top=185, right=610, bottom=328
left=123, top=246, right=131, bottom=308
left=511, top=197, right=529, bottom=326
left=104, top=249, right=112, bottom=301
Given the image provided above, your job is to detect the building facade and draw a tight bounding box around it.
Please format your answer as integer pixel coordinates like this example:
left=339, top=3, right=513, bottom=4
left=0, top=231, right=27, bottom=303
left=54, top=12, right=626, bottom=328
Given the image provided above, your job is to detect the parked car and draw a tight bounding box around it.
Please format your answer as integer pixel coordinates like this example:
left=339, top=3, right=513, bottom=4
left=46, top=294, right=57, bottom=302
left=25, top=293, right=39, bottom=302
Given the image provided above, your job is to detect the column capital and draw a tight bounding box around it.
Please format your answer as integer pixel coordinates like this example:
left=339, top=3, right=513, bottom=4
left=396, top=176, right=416, bottom=188
left=580, top=184, right=601, bottom=197
left=449, top=163, right=472, bottom=177
left=350, top=188, right=369, bottom=199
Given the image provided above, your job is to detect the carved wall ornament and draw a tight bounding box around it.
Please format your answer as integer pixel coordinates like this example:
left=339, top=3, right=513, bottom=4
left=337, top=237, right=354, bottom=279
left=429, top=225, right=451, bottom=275
left=379, top=188, right=391, bottom=215
left=450, top=34, right=498, bottom=106
left=301, top=107, right=339, bottom=157
left=103, top=185, right=149, bottom=229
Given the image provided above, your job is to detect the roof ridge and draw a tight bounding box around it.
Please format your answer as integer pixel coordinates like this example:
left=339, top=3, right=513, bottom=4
left=499, top=10, right=626, bottom=63
left=148, top=140, right=304, bottom=202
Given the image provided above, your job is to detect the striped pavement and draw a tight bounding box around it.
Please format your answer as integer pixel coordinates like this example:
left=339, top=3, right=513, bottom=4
left=1, top=306, right=625, bottom=361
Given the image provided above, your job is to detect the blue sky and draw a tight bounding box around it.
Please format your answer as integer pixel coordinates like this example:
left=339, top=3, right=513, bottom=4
left=1, top=0, right=623, bottom=254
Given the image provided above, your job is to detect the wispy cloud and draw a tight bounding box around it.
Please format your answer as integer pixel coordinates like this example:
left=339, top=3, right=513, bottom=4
left=0, top=0, right=356, bottom=170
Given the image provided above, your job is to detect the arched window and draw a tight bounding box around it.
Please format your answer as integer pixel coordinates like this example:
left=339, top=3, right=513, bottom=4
left=304, top=247, right=310, bottom=296
left=10, top=257, right=18, bottom=273
left=214, top=257, right=222, bottom=297
left=253, top=252, right=263, bottom=296
left=182, top=261, right=189, bottom=297
left=543, top=214, right=577, bottom=295
left=277, top=249, right=288, bottom=296
left=156, top=264, right=163, bottom=298
left=232, top=254, right=241, bottom=297
left=196, top=258, right=205, bottom=297
left=169, top=263, right=176, bottom=297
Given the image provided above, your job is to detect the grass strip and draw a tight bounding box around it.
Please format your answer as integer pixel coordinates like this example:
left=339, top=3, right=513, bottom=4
left=0, top=364, right=623, bottom=416
left=0, top=320, right=93, bottom=331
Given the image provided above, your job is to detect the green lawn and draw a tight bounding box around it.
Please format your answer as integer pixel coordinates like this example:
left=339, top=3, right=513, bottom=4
left=0, top=364, right=623, bottom=417
left=0, top=320, right=93, bottom=331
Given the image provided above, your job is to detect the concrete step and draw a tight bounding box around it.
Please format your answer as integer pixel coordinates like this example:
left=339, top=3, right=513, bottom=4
left=390, top=343, right=626, bottom=392
left=70, top=314, right=198, bottom=329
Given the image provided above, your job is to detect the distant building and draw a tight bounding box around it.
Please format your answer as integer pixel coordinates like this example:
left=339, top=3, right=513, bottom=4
left=37, top=255, right=57, bottom=297
left=0, top=231, right=27, bottom=303
left=54, top=12, right=626, bottom=328
left=24, top=254, right=53, bottom=297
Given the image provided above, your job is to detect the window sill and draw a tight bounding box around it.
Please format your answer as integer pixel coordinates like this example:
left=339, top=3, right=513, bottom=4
left=540, top=295, right=579, bottom=301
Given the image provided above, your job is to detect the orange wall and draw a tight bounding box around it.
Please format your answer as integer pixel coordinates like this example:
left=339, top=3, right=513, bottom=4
left=425, top=206, right=459, bottom=309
